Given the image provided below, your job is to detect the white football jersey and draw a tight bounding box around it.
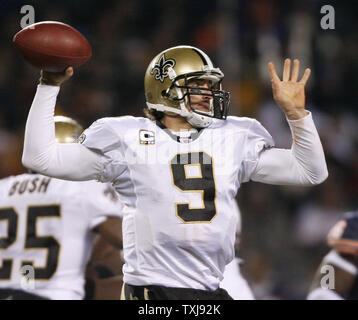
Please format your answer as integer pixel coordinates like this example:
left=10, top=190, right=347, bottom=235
left=0, top=173, right=122, bottom=299
left=220, top=202, right=254, bottom=299
left=220, top=258, right=254, bottom=300
left=80, top=115, right=274, bottom=291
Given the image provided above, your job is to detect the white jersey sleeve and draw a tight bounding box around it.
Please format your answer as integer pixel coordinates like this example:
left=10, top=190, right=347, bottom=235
left=240, top=119, right=274, bottom=183
left=80, top=118, right=127, bottom=182
left=251, top=112, right=328, bottom=185
left=22, top=85, right=107, bottom=181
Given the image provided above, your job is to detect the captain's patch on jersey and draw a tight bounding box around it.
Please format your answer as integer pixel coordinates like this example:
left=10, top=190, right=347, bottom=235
left=139, top=130, right=155, bottom=145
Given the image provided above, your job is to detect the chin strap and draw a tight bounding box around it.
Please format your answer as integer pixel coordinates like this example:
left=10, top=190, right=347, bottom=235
left=146, top=102, right=212, bottom=128
left=186, top=112, right=212, bottom=128
left=180, top=93, right=212, bottom=128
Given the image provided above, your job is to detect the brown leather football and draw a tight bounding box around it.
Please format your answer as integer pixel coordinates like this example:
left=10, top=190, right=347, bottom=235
left=13, top=21, right=92, bottom=72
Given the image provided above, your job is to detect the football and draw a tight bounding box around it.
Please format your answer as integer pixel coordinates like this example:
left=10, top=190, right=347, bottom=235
left=13, top=21, right=92, bottom=72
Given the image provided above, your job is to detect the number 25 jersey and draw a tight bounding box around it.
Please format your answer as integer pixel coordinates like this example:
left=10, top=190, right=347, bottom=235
left=81, top=115, right=274, bottom=290
left=0, top=174, right=122, bottom=299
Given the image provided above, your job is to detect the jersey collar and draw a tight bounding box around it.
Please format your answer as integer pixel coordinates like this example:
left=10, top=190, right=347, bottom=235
left=155, top=120, right=204, bottom=143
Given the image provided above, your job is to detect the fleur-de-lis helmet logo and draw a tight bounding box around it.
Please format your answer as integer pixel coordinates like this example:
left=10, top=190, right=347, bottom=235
left=150, top=54, right=175, bottom=83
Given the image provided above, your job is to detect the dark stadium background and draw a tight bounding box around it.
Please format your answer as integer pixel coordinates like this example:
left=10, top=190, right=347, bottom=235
left=0, top=0, right=357, bottom=299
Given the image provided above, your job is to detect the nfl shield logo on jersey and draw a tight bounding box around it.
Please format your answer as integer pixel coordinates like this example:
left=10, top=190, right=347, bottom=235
left=139, top=130, right=155, bottom=145
left=78, top=133, right=86, bottom=144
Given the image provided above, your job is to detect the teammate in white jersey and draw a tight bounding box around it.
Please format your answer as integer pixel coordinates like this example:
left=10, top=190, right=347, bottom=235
left=0, top=116, right=123, bottom=300
left=22, top=46, right=328, bottom=300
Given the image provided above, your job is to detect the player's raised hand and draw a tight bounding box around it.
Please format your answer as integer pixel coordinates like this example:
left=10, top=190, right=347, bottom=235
left=268, top=59, right=311, bottom=120
left=40, top=66, right=74, bottom=86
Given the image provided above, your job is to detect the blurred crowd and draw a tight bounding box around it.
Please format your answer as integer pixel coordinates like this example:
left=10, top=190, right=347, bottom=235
left=0, top=0, right=357, bottom=299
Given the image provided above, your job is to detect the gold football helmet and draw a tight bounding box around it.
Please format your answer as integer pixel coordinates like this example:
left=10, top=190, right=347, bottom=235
left=144, top=45, right=230, bottom=128
left=54, top=115, right=83, bottom=143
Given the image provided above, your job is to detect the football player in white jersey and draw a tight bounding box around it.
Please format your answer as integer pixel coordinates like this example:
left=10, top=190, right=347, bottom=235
left=22, top=45, right=328, bottom=300
left=0, top=116, right=123, bottom=300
